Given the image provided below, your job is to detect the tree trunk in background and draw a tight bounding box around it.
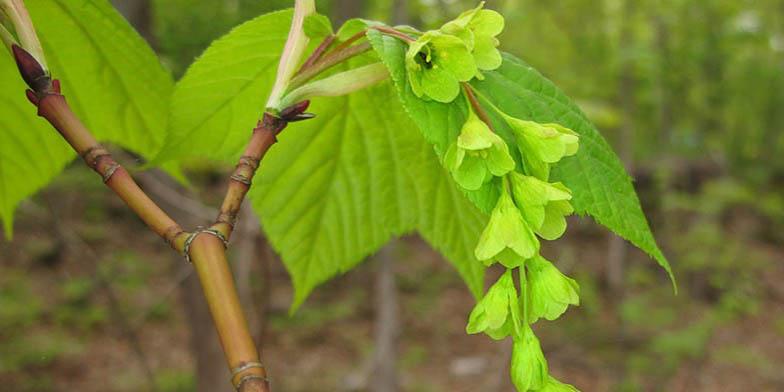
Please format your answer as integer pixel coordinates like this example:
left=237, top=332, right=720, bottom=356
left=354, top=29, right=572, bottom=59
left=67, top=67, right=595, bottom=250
left=372, top=243, right=400, bottom=392
left=654, top=15, right=673, bottom=152
left=332, top=0, right=365, bottom=25
left=369, top=4, right=408, bottom=392
left=111, top=0, right=153, bottom=43
left=606, top=0, right=637, bottom=295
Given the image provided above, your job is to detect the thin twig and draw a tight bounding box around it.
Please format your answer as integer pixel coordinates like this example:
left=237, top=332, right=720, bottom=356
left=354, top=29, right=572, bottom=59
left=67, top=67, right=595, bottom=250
left=463, top=83, right=495, bottom=132
left=372, top=25, right=415, bottom=42
left=287, top=41, right=372, bottom=90
left=329, top=29, right=368, bottom=58
left=297, top=34, right=337, bottom=75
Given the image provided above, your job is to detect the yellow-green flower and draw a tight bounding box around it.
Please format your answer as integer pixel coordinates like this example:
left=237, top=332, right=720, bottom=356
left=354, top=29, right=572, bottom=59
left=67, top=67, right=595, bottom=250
left=444, top=109, right=515, bottom=190
left=526, top=255, right=580, bottom=323
left=503, top=117, right=579, bottom=180
left=405, top=31, right=477, bottom=102
left=539, top=376, right=580, bottom=392
left=509, top=172, right=574, bottom=240
left=474, top=191, right=539, bottom=268
left=441, top=1, right=505, bottom=72
left=465, top=270, right=522, bottom=340
left=510, top=325, right=549, bottom=391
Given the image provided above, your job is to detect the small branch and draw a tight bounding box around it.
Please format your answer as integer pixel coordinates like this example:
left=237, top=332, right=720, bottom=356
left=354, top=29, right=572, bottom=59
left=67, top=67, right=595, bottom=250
left=287, top=41, right=372, bottom=90
left=210, top=114, right=284, bottom=241
left=13, top=46, right=188, bottom=252
left=463, top=83, right=495, bottom=132
left=329, top=29, right=368, bottom=58
left=372, top=26, right=415, bottom=42
left=297, top=34, right=336, bottom=75
left=188, top=233, right=270, bottom=392
left=12, top=44, right=270, bottom=392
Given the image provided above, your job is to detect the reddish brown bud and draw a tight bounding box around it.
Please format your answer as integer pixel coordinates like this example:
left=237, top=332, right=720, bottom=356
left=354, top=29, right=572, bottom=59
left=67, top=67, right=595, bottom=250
left=12, top=44, right=50, bottom=92
left=279, top=100, right=310, bottom=120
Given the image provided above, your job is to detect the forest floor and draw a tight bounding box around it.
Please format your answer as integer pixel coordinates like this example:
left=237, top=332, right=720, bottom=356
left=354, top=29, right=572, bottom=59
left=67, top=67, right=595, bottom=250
left=1, top=163, right=783, bottom=392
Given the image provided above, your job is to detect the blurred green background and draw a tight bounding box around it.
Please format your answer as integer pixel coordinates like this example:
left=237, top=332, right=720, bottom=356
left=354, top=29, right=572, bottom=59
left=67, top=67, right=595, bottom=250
left=1, top=0, right=783, bottom=391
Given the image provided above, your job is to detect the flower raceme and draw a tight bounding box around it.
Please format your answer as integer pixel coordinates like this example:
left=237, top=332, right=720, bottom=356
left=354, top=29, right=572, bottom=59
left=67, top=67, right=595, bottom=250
left=444, top=109, right=515, bottom=190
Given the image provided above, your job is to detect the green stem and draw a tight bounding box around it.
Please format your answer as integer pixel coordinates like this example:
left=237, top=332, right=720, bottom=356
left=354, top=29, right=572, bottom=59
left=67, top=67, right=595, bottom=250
left=287, top=40, right=372, bottom=90
left=373, top=25, right=416, bottom=42
left=518, top=265, right=528, bottom=331
left=463, top=83, right=495, bottom=132
left=297, top=33, right=336, bottom=74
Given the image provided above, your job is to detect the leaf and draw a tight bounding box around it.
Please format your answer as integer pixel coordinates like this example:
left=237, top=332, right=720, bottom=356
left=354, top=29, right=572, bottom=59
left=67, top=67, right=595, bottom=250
left=367, top=30, right=675, bottom=289
left=250, top=79, right=486, bottom=309
left=156, top=9, right=332, bottom=163
left=1, top=0, right=173, bottom=238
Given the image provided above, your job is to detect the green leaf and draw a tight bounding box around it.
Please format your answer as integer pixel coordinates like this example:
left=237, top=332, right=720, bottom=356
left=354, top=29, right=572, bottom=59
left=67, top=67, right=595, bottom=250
left=368, top=29, right=674, bottom=290
left=471, top=54, right=675, bottom=290
left=156, top=9, right=332, bottom=163
left=1, top=0, right=173, bottom=238
left=250, top=79, right=486, bottom=309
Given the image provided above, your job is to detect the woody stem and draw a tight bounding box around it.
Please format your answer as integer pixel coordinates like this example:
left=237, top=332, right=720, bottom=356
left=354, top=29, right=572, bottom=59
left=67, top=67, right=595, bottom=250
left=13, top=46, right=270, bottom=392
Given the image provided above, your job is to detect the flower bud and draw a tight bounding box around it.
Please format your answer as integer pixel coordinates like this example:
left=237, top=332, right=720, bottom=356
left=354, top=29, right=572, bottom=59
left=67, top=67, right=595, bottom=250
left=444, top=109, right=515, bottom=190
left=510, top=325, right=549, bottom=391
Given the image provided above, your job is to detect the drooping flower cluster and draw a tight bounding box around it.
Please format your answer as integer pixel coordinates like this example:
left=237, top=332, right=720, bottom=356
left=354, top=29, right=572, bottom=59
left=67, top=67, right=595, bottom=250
left=401, top=3, right=583, bottom=391
left=404, top=2, right=504, bottom=102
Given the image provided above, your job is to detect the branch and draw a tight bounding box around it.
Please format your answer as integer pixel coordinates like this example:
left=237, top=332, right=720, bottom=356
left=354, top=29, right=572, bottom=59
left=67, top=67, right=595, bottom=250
left=13, top=45, right=188, bottom=251
left=210, top=100, right=311, bottom=242
left=12, top=45, right=270, bottom=392
left=288, top=40, right=372, bottom=90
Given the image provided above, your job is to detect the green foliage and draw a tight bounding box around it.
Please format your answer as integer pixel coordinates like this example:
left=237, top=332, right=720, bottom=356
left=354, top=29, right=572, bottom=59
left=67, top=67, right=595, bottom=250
left=160, top=11, right=486, bottom=308
left=156, top=9, right=329, bottom=163
left=251, top=77, right=486, bottom=309
left=155, top=368, right=195, bottom=392
left=0, top=0, right=173, bottom=238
